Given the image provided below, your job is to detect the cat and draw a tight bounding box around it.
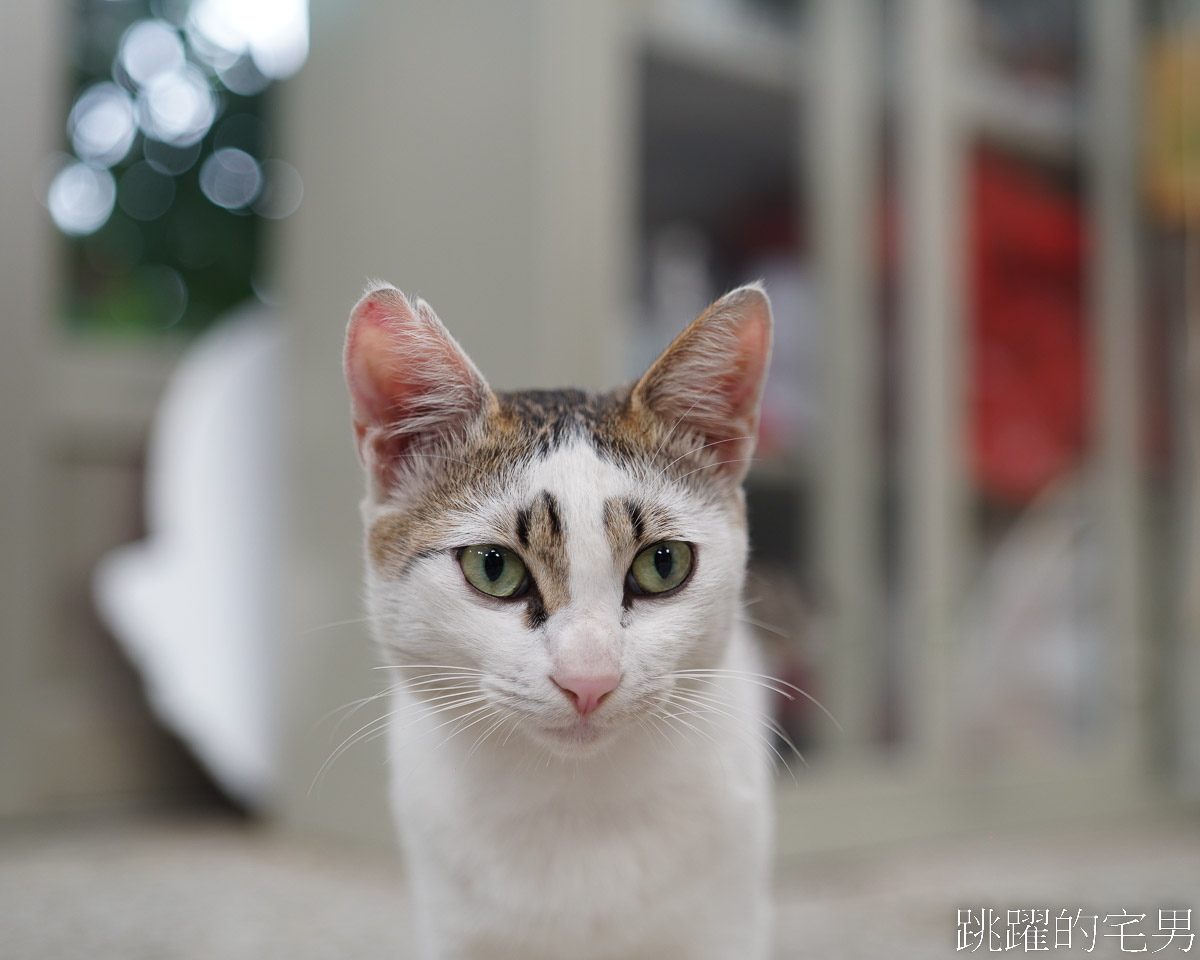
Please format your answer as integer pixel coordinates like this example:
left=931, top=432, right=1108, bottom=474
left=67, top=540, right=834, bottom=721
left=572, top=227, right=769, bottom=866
left=343, top=281, right=775, bottom=960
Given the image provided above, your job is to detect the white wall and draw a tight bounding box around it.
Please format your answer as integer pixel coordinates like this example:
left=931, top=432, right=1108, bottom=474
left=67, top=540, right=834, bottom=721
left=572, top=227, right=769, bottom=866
left=0, top=0, right=61, bottom=819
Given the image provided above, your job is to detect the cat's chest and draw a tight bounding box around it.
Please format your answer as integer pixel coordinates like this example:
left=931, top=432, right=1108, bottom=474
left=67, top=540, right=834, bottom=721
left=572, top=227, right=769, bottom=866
left=389, top=725, right=763, bottom=905
left=393, top=753, right=765, bottom=958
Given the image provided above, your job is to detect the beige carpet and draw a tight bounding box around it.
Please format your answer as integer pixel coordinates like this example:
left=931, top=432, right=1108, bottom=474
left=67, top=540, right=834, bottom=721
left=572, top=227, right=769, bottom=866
left=1, top=814, right=1198, bottom=958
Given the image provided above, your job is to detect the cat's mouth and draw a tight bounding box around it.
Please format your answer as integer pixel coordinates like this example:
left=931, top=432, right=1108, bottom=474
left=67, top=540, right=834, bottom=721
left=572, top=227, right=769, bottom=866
left=489, top=685, right=664, bottom=755
left=533, top=717, right=621, bottom=756
left=545, top=715, right=608, bottom=742
left=531, top=696, right=665, bottom=755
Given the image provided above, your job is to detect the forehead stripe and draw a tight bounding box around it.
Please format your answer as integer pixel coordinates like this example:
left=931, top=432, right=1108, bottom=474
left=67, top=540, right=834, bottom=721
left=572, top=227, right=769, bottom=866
left=542, top=490, right=563, bottom=538
left=515, top=506, right=531, bottom=548
left=625, top=499, right=645, bottom=542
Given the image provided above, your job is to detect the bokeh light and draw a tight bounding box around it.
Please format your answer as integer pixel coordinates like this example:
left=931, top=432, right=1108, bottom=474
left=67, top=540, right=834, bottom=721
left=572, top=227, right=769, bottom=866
left=187, top=0, right=308, bottom=80
left=136, top=63, right=217, bottom=146
left=217, top=55, right=272, bottom=96
left=199, top=147, right=262, bottom=209
left=69, top=82, right=137, bottom=168
left=48, top=161, right=117, bottom=236
left=118, top=18, right=186, bottom=87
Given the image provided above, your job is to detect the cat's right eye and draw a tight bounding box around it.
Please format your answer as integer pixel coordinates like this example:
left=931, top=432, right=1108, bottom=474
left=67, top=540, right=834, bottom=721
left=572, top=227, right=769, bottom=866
left=458, top=545, right=529, bottom=599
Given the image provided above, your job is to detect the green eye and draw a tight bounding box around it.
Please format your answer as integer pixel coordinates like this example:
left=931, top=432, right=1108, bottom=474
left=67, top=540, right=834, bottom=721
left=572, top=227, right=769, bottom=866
left=459, top=545, right=529, bottom=598
left=628, top=540, right=693, bottom=595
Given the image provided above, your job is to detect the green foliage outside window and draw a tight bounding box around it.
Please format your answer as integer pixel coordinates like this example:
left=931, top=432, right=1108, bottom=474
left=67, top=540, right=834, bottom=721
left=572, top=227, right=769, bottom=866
left=53, top=0, right=305, bottom=337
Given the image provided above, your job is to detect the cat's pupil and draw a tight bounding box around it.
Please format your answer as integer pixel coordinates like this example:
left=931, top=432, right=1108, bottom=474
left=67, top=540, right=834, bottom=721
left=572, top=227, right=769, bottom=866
left=483, top=549, right=505, bottom=582
left=653, top=546, right=673, bottom=580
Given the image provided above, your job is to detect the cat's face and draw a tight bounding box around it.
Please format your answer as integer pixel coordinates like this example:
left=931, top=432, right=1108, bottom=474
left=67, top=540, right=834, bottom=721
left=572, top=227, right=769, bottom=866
left=344, top=284, right=771, bottom=756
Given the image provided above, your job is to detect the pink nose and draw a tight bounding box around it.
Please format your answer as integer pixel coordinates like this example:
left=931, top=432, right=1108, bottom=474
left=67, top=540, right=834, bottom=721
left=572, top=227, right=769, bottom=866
left=551, top=672, right=621, bottom=716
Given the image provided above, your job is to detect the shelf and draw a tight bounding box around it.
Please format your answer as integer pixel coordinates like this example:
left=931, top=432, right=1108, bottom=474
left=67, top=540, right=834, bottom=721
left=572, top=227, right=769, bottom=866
left=640, top=1, right=807, bottom=95
left=960, top=66, right=1082, bottom=162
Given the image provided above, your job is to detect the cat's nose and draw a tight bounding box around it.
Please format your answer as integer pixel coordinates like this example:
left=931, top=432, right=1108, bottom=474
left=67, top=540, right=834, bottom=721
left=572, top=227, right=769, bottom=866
left=551, top=672, right=620, bottom=716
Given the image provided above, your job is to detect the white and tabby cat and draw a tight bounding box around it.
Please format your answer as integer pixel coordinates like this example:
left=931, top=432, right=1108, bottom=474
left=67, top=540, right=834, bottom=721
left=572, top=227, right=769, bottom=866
left=343, top=282, right=775, bottom=959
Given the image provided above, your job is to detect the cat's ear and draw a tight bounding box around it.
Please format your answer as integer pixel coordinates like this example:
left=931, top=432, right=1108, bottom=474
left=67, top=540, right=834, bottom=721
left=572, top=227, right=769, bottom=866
left=632, top=283, right=772, bottom=483
left=344, top=282, right=492, bottom=496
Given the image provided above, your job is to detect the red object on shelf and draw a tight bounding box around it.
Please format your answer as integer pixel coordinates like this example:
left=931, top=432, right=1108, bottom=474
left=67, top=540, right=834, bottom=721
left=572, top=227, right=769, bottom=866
left=968, top=149, right=1091, bottom=505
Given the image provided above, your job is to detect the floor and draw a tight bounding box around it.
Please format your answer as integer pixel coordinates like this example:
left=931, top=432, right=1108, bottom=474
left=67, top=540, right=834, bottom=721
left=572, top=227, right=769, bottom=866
left=1, top=813, right=1198, bottom=958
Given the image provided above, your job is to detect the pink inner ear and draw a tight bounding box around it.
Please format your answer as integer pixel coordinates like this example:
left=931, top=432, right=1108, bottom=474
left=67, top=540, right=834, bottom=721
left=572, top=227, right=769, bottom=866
left=721, top=305, right=771, bottom=422
left=346, top=305, right=407, bottom=433
left=357, top=297, right=388, bottom=323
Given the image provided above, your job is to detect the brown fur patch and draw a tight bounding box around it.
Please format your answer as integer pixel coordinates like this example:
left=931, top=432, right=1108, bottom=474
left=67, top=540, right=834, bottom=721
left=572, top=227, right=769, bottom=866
left=368, top=512, right=415, bottom=576
left=602, top=496, right=686, bottom=557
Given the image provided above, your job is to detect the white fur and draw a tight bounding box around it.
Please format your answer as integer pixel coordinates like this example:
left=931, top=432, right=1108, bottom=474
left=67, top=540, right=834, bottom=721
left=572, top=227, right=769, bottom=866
left=362, top=441, right=774, bottom=960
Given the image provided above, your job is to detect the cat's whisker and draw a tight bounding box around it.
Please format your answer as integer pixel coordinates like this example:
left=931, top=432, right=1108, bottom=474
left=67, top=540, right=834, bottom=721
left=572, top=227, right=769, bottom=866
left=671, top=670, right=795, bottom=702
left=656, top=436, right=756, bottom=479
left=650, top=696, right=721, bottom=749
left=661, top=693, right=799, bottom=783
left=374, top=663, right=486, bottom=675
left=432, top=707, right=511, bottom=758
left=320, top=675, right=480, bottom=733
left=322, top=685, right=417, bottom=734
left=657, top=709, right=720, bottom=755
left=400, top=696, right=492, bottom=731
left=465, top=714, right=510, bottom=761
left=396, top=687, right=486, bottom=713
left=735, top=615, right=792, bottom=640
left=338, top=685, right=484, bottom=731
left=672, top=458, right=759, bottom=483
left=310, top=706, right=403, bottom=796
left=417, top=702, right=496, bottom=742
left=299, top=613, right=398, bottom=635
left=500, top=714, right=524, bottom=747
left=673, top=669, right=844, bottom=734
left=402, top=704, right=497, bottom=764
left=319, top=693, right=492, bottom=787
left=394, top=677, right=483, bottom=694
left=317, top=689, right=488, bottom=784
left=638, top=713, right=675, bottom=750
left=313, top=682, right=405, bottom=730
left=665, top=689, right=805, bottom=772
left=672, top=684, right=803, bottom=759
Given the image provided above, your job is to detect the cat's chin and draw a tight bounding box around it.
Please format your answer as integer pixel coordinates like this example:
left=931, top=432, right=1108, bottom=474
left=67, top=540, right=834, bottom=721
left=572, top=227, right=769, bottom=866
left=524, top=716, right=626, bottom=758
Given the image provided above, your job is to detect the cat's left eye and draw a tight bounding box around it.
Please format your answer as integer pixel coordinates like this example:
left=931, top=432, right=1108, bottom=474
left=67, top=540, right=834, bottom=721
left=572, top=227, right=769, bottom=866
left=627, top=540, right=693, bottom=596
left=459, top=545, right=529, bottom=599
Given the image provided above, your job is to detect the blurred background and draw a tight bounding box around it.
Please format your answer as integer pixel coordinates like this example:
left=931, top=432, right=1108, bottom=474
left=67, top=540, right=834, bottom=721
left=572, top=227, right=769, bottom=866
left=1, top=0, right=1198, bottom=956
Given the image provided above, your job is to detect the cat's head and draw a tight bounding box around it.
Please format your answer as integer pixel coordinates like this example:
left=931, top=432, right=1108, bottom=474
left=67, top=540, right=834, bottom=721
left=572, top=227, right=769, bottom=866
left=343, top=282, right=771, bottom=756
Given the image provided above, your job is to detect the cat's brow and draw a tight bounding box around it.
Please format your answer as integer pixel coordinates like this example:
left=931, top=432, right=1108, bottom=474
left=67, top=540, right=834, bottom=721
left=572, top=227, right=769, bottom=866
left=625, top=499, right=645, bottom=541
left=541, top=491, right=562, bottom=538
left=602, top=496, right=679, bottom=552
left=513, top=490, right=565, bottom=546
